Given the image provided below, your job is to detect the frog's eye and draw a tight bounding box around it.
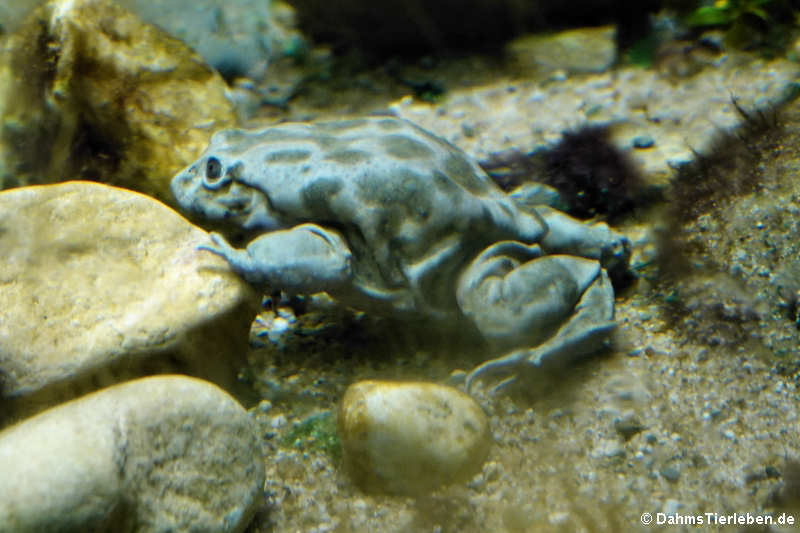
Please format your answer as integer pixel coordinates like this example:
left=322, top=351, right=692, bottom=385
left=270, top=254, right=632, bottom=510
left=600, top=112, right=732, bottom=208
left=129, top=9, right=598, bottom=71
left=206, top=157, right=223, bottom=182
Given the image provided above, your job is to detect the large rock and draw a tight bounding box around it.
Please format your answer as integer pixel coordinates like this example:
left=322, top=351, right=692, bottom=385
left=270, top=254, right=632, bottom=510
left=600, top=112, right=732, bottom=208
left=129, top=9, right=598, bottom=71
left=0, top=182, right=259, bottom=423
left=0, top=0, right=304, bottom=85
left=0, top=375, right=264, bottom=533
left=0, top=1, right=38, bottom=32
left=507, top=26, right=618, bottom=75
left=116, top=0, right=304, bottom=84
left=338, top=380, right=492, bottom=495
left=0, top=0, right=236, bottom=202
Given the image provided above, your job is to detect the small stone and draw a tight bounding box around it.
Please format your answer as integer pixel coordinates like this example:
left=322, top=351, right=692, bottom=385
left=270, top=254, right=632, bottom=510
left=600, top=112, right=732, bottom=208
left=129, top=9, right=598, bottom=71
left=632, top=135, right=655, bottom=149
left=271, top=414, right=288, bottom=429
left=591, top=438, right=625, bottom=459
left=338, top=380, right=491, bottom=495
left=460, top=122, right=476, bottom=138
left=660, top=465, right=681, bottom=482
left=663, top=499, right=681, bottom=515
left=445, top=369, right=467, bottom=386
left=614, top=415, right=645, bottom=440
left=0, top=376, right=264, bottom=532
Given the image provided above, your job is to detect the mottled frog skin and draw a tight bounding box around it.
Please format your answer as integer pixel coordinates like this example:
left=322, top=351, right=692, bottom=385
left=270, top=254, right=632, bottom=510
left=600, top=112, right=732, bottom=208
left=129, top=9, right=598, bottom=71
left=171, top=117, right=630, bottom=392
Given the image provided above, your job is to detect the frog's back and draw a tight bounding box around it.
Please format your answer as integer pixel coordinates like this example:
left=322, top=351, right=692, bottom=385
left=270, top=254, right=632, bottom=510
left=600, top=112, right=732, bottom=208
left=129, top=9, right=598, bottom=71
left=224, top=116, right=535, bottom=234
left=215, top=117, right=546, bottom=316
left=221, top=117, right=496, bottom=198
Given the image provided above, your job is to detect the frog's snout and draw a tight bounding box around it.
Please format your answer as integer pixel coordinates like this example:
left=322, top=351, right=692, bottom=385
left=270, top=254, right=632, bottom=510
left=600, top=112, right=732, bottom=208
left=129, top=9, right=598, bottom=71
left=170, top=168, right=196, bottom=207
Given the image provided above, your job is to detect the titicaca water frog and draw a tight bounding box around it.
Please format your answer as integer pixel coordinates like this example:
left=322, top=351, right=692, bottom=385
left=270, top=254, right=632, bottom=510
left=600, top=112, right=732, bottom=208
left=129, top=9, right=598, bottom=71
left=171, top=116, right=631, bottom=392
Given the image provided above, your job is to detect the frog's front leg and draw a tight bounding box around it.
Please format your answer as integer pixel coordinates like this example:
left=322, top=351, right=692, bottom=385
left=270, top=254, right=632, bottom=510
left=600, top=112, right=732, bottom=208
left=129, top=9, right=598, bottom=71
left=457, top=246, right=615, bottom=393
left=200, top=223, right=353, bottom=294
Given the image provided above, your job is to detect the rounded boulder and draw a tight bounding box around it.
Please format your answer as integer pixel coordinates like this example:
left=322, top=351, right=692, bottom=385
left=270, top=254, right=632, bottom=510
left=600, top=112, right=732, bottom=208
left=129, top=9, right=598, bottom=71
left=0, top=375, right=265, bottom=532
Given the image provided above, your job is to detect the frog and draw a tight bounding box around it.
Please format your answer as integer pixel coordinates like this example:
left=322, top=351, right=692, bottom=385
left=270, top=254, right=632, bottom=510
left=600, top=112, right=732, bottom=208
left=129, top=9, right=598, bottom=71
left=170, top=116, right=631, bottom=393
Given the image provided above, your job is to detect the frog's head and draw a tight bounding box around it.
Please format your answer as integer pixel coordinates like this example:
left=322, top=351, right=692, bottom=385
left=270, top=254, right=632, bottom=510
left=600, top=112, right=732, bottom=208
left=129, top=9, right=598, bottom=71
left=171, top=134, right=283, bottom=232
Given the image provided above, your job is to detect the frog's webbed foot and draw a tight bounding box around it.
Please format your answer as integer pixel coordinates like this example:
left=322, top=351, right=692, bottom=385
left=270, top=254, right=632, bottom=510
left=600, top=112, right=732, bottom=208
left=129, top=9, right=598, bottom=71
left=198, top=231, right=236, bottom=258
left=534, top=205, right=631, bottom=277
left=461, top=255, right=616, bottom=394
left=464, top=348, right=528, bottom=394
left=464, top=315, right=616, bottom=394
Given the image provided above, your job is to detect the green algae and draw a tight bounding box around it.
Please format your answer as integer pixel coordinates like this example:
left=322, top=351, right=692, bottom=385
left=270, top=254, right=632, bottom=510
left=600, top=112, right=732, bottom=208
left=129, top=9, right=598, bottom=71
left=279, top=411, right=341, bottom=460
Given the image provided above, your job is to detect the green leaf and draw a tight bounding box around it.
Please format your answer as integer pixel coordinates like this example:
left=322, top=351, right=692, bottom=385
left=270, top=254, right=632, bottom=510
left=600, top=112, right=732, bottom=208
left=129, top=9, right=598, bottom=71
left=746, top=6, right=770, bottom=20
left=626, top=34, right=658, bottom=68
left=687, top=6, right=733, bottom=26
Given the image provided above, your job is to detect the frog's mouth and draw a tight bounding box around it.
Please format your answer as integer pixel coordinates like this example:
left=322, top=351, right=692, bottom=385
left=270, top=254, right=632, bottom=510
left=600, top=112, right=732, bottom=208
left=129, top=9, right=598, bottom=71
left=224, top=184, right=283, bottom=232
left=202, top=183, right=263, bottom=230
left=214, top=186, right=253, bottom=214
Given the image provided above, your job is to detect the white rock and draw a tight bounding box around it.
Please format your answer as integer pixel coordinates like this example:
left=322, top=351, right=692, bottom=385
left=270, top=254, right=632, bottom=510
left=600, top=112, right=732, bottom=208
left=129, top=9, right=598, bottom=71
left=338, top=380, right=491, bottom=495
left=0, top=375, right=264, bottom=532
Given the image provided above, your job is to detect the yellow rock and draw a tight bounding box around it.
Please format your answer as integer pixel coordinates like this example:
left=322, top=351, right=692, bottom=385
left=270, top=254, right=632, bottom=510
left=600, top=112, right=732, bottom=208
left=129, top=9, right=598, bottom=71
left=507, top=26, right=617, bottom=75
left=0, top=0, right=236, bottom=202
left=0, top=182, right=258, bottom=424
left=339, top=380, right=491, bottom=495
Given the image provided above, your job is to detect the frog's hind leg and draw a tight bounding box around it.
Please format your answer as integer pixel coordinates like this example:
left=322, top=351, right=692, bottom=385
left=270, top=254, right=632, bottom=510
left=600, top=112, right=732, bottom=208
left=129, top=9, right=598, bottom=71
left=535, top=204, right=631, bottom=278
left=458, top=248, right=616, bottom=394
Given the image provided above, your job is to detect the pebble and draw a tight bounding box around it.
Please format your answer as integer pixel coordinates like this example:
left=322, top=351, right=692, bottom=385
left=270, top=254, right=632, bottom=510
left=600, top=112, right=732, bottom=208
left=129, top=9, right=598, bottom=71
left=632, top=135, right=655, bottom=149
left=591, top=438, right=625, bottom=458
left=660, top=465, right=681, bottom=482
left=0, top=375, right=264, bottom=532
left=338, top=380, right=491, bottom=495
left=271, top=413, right=288, bottom=429
left=663, top=498, right=681, bottom=515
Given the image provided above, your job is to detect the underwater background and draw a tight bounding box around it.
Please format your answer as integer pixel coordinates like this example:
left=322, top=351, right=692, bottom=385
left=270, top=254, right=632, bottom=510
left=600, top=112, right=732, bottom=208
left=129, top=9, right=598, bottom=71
left=3, top=0, right=800, bottom=531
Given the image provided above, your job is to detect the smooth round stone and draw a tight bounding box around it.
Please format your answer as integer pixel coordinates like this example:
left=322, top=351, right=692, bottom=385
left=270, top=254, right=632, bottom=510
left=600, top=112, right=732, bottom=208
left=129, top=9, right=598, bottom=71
left=338, top=380, right=491, bottom=495
left=0, top=375, right=264, bottom=532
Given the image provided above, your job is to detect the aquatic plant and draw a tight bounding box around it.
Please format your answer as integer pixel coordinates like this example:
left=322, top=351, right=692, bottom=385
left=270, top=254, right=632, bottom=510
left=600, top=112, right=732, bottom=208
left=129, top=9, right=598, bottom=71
left=279, top=411, right=341, bottom=460
left=687, top=0, right=771, bottom=27
left=625, top=31, right=661, bottom=68
left=685, top=0, right=795, bottom=50
left=544, top=124, right=646, bottom=221
left=666, top=95, right=780, bottom=223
